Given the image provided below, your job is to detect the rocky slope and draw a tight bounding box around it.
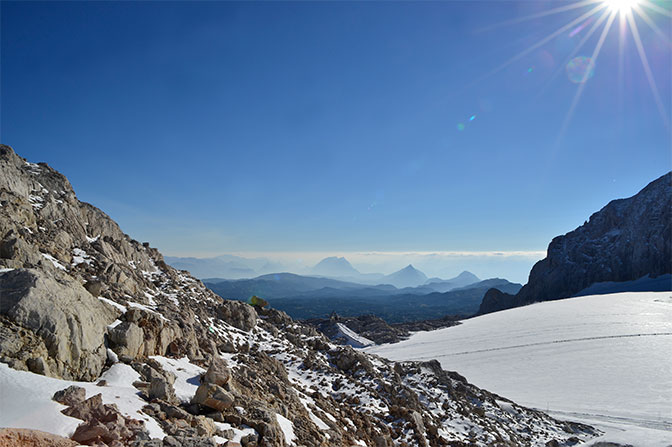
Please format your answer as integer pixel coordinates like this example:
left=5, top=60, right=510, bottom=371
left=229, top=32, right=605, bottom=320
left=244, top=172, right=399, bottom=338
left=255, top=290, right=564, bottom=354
left=479, top=172, right=672, bottom=315
left=0, top=145, right=599, bottom=446
left=306, top=314, right=460, bottom=345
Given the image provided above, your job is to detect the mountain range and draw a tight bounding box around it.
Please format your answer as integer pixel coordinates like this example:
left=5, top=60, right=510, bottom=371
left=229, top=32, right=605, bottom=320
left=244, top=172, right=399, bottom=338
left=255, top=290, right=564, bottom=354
left=204, top=272, right=519, bottom=322
left=0, top=145, right=599, bottom=446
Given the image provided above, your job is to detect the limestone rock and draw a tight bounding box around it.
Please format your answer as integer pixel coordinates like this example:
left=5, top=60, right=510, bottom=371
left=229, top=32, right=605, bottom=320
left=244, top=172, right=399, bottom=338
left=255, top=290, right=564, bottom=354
left=53, top=385, right=86, bottom=407
left=192, top=383, right=235, bottom=411
left=0, top=428, right=79, bottom=447
left=108, top=322, right=144, bottom=359
left=203, top=355, right=231, bottom=386
left=0, top=269, right=116, bottom=380
left=216, top=301, right=257, bottom=331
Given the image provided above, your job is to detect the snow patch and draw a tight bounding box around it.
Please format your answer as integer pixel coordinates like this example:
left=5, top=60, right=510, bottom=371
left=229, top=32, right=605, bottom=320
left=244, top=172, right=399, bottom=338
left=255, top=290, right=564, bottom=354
left=41, top=253, right=66, bottom=271
left=275, top=413, right=296, bottom=445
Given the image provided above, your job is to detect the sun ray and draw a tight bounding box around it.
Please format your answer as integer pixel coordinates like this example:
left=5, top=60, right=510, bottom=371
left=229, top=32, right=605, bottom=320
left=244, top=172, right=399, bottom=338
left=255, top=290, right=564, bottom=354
left=536, top=7, right=613, bottom=97
left=558, top=10, right=619, bottom=140
left=476, top=0, right=602, bottom=33
left=639, top=1, right=672, bottom=18
left=472, top=3, right=608, bottom=87
left=639, top=0, right=672, bottom=18
left=626, top=10, right=670, bottom=126
left=632, top=4, right=672, bottom=45
left=617, top=10, right=627, bottom=127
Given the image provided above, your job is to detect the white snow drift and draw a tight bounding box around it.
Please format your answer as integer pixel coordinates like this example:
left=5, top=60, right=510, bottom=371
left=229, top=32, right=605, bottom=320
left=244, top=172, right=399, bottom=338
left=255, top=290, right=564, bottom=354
left=367, top=291, right=672, bottom=446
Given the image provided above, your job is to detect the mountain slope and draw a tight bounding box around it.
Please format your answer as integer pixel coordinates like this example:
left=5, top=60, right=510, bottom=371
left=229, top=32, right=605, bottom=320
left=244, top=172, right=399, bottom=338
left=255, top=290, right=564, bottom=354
left=425, top=271, right=480, bottom=292
left=480, top=172, right=672, bottom=314
left=310, top=256, right=360, bottom=277
left=383, top=264, right=428, bottom=288
left=0, top=145, right=598, bottom=446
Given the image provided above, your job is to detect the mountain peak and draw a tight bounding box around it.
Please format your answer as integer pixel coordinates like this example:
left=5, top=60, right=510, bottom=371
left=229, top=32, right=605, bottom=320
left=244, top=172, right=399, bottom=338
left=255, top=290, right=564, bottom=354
left=455, top=271, right=480, bottom=282
left=311, top=256, right=360, bottom=277
left=384, top=264, right=428, bottom=288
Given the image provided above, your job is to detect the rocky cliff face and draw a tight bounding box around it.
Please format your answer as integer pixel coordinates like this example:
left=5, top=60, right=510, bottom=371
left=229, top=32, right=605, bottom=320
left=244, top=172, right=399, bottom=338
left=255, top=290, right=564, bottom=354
left=480, top=172, right=672, bottom=315
left=0, top=145, right=598, bottom=446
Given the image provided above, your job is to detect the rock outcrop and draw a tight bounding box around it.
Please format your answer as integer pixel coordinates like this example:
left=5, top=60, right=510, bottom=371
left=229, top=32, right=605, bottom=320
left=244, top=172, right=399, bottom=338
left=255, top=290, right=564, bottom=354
left=0, top=268, right=116, bottom=380
left=479, top=172, right=672, bottom=315
left=0, top=145, right=600, bottom=446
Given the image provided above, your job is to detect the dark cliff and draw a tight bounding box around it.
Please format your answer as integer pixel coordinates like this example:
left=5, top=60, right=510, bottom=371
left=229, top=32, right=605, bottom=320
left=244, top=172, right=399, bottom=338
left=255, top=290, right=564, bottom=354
left=480, top=172, right=672, bottom=315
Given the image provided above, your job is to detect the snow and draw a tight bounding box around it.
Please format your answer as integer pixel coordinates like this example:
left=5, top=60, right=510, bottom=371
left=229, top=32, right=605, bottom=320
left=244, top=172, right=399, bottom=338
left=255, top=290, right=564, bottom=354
left=335, top=322, right=375, bottom=348
left=98, top=296, right=127, bottom=313
left=367, top=292, right=672, bottom=445
left=213, top=422, right=257, bottom=443
left=71, top=248, right=93, bottom=266
left=275, top=413, right=296, bottom=445
left=149, top=356, right=205, bottom=403
left=41, top=253, right=67, bottom=270
left=0, top=362, right=165, bottom=439
left=86, top=235, right=100, bottom=243
left=127, top=301, right=168, bottom=321
left=0, top=268, right=14, bottom=273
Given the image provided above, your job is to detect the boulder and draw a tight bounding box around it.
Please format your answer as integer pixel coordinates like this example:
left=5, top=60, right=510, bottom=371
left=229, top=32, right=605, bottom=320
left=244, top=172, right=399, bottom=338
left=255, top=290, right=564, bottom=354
left=216, top=301, right=257, bottom=331
left=108, top=322, right=144, bottom=359
left=53, top=385, right=86, bottom=407
left=203, top=355, right=231, bottom=386
left=0, top=269, right=116, bottom=380
left=191, top=383, right=235, bottom=411
left=149, top=376, right=177, bottom=403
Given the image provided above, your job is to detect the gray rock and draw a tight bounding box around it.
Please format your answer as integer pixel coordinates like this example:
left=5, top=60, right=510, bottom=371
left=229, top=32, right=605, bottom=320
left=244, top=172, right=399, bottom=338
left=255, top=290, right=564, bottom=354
left=191, top=383, right=235, bottom=411
left=203, top=355, right=231, bottom=386
left=149, top=376, right=177, bottom=403
left=0, top=269, right=116, bottom=380
left=216, top=301, right=257, bottom=331
left=53, top=385, right=86, bottom=406
left=108, top=322, right=144, bottom=359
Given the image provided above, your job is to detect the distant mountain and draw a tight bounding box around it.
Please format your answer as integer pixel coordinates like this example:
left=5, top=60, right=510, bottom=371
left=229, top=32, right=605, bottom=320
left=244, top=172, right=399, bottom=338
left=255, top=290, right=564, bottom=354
left=383, top=264, right=428, bottom=288
left=425, top=271, right=480, bottom=292
left=311, top=256, right=360, bottom=277
left=270, top=279, right=522, bottom=322
left=165, top=254, right=286, bottom=279
left=203, top=272, right=395, bottom=300
left=479, top=172, right=672, bottom=315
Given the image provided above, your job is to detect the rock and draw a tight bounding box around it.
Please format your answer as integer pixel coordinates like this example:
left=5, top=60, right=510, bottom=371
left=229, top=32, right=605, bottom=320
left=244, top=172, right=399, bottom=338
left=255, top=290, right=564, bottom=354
left=27, top=356, right=50, bottom=376
left=0, top=428, right=79, bottom=447
left=191, top=415, right=217, bottom=436
left=191, top=383, right=235, bottom=411
left=108, top=322, right=144, bottom=359
left=71, top=419, right=110, bottom=444
left=203, top=355, right=231, bottom=386
left=84, top=280, right=105, bottom=297
left=149, top=376, right=177, bottom=403
left=0, top=269, right=116, bottom=380
left=479, top=172, right=672, bottom=314
left=53, top=385, right=86, bottom=406
left=216, top=301, right=257, bottom=331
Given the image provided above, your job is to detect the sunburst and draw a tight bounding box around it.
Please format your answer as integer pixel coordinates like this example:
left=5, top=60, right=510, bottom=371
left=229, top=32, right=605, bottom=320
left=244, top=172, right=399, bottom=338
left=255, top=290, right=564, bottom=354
left=480, top=0, right=671, bottom=135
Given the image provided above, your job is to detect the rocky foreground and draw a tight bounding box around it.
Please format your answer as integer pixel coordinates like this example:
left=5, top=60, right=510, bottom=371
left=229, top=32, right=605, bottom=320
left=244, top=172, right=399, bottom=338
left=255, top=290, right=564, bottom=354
left=0, top=145, right=599, bottom=446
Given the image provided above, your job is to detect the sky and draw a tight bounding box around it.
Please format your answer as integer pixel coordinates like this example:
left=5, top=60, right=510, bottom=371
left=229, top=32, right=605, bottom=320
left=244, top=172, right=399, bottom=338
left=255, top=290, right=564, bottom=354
left=1, top=1, right=670, bottom=282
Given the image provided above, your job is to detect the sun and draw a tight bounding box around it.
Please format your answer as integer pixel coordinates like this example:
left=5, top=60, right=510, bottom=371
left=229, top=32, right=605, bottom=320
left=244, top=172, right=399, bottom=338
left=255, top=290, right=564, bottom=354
left=603, top=0, right=641, bottom=13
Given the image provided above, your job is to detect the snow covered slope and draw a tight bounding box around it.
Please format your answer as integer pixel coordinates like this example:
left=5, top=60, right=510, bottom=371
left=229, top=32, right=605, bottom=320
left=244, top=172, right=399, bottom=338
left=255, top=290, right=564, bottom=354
left=367, top=292, right=672, bottom=446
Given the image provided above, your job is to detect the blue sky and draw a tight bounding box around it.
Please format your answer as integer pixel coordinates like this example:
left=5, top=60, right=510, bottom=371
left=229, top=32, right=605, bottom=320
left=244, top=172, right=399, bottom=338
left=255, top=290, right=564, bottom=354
left=1, top=1, right=670, bottom=281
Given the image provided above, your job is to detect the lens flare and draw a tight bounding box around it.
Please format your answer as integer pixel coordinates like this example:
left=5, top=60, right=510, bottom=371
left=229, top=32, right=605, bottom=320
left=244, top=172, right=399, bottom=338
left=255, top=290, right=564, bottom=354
left=566, top=56, right=595, bottom=83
